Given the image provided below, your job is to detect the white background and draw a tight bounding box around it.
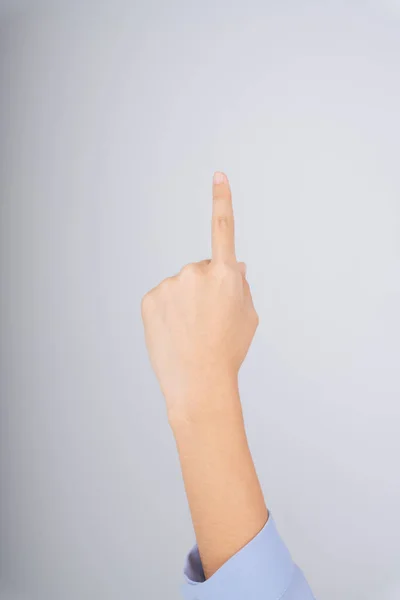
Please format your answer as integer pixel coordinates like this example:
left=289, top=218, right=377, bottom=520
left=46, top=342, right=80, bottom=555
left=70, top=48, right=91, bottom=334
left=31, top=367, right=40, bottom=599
left=1, top=1, right=400, bottom=598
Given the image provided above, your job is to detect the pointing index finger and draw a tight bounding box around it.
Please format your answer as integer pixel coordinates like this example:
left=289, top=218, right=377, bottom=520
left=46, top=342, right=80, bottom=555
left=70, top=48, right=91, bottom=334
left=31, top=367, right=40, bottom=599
left=212, top=171, right=236, bottom=263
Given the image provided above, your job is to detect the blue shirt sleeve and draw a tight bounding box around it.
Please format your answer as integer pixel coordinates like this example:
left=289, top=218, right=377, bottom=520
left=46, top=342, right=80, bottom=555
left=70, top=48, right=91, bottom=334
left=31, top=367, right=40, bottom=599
left=181, top=516, right=315, bottom=600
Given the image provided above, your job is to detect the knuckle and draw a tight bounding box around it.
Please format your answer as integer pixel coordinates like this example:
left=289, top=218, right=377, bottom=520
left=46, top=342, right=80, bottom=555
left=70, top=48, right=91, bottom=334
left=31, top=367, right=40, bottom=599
left=160, top=276, right=175, bottom=292
left=215, top=215, right=231, bottom=229
left=141, top=291, right=154, bottom=315
left=211, top=262, right=231, bottom=279
left=253, top=310, right=260, bottom=327
left=212, top=190, right=225, bottom=201
left=213, top=187, right=230, bottom=201
left=180, top=263, right=198, bottom=278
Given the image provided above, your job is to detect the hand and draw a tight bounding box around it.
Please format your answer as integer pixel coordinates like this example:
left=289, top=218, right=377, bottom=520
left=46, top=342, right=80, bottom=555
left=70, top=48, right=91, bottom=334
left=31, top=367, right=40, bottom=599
left=141, top=172, right=259, bottom=421
left=142, top=173, right=267, bottom=579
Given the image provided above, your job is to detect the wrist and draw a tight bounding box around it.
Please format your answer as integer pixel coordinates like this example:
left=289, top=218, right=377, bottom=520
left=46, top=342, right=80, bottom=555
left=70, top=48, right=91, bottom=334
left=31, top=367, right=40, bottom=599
left=166, top=371, right=241, bottom=431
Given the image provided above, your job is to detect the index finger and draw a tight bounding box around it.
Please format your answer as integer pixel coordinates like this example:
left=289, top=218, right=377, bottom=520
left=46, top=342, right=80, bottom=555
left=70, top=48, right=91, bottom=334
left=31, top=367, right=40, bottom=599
left=211, top=171, right=236, bottom=263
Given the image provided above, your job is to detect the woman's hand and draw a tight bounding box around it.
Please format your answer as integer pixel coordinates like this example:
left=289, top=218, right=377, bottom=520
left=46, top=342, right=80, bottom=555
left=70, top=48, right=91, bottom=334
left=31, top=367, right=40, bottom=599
left=141, top=172, right=267, bottom=578
left=141, top=172, right=258, bottom=421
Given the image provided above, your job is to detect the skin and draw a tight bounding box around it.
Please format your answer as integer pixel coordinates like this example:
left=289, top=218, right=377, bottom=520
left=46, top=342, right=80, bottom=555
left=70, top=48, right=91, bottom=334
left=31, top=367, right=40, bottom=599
left=141, top=171, right=269, bottom=579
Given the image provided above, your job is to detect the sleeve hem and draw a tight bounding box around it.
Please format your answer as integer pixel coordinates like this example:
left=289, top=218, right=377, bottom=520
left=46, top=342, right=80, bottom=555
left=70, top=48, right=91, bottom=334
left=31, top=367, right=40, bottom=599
left=182, top=514, right=295, bottom=600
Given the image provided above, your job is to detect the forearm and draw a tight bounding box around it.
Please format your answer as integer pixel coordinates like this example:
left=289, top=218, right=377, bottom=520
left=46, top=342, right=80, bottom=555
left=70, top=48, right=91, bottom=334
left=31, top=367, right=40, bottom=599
left=170, top=376, right=269, bottom=579
left=143, top=172, right=314, bottom=598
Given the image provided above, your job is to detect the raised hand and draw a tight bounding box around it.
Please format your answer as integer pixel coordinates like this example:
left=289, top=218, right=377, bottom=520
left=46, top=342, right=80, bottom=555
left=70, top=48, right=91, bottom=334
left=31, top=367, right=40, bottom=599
left=141, top=172, right=259, bottom=422
left=142, top=172, right=268, bottom=580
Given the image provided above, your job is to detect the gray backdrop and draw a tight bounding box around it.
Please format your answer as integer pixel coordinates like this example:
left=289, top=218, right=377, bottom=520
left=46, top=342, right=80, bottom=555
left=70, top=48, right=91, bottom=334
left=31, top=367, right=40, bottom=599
left=1, top=1, right=400, bottom=599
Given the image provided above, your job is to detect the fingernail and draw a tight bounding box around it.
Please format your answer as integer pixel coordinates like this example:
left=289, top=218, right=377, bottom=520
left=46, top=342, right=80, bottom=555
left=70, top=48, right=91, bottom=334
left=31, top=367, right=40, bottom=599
left=213, top=171, right=226, bottom=185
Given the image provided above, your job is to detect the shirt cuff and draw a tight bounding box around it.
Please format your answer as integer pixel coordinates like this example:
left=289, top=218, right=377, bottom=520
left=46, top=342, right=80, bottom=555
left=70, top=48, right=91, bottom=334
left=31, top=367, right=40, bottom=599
left=181, top=515, right=296, bottom=600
